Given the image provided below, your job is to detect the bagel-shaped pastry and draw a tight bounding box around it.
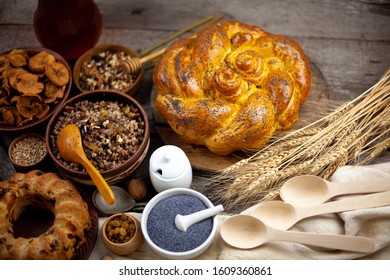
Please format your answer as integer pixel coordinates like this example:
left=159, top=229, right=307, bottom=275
left=153, top=21, right=311, bottom=155
left=0, top=170, right=91, bottom=259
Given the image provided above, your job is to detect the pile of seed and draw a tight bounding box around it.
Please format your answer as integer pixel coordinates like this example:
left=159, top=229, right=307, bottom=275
left=78, top=50, right=135, bottom=91
left=50, top=99, right=145, bottom=172
left=147, top=194, right=213, bottom=252
left=10, top=136, right=47, bottom=166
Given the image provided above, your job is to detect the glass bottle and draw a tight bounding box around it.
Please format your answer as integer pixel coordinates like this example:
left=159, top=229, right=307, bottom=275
left=33, top=0, right=102, bottom=60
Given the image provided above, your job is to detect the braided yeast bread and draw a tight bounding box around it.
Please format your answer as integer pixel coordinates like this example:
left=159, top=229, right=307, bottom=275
left=153, top=21, right=311, bottom=155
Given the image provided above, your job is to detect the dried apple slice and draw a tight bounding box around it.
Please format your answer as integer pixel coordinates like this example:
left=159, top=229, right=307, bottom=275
left=5, top=67, right=29, bottom=91
left=28, top=51, right=56, bottom=73
left=0, top=107, right=22, bottom=126
left=43, top=81, right=65, bottom=103
left=10, top=95, right=20, bottom=104
left=35, top=103, right=50, bottom=119
left=15, top=73, right=44, bottom=95
left=17, top=116, right=33, bottom=127
left=1, top=74, right=12, bottom=96
left=0, top=55, right=10, bottom=73
left=45, top=61, right=69, bottom=86
left=7, top=49, right=28, bottom=67
left=16, top=95, right=43, bottom=118
left=0, top=96, right=10, bottom=107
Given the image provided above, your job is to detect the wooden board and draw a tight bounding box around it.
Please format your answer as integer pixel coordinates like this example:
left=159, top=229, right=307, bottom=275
left=151, top=61, right=328, bottom=172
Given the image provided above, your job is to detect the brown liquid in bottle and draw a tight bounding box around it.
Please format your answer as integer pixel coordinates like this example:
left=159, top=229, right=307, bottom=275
left=33, top=0, right=102, bottom=60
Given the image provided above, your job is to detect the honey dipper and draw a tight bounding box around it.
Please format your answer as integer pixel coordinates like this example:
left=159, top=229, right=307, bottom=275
left=119, top=48, right=166, bottom=75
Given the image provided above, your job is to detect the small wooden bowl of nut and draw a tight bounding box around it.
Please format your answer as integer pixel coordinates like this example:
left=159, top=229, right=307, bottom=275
left=73, top=44, right=144, bottom=96
left=0, top=47, right=72, bottom=133
left=46, top=90, right=150, bottom=185
left=101, top=213, right=144, bottom=256
left=8, top=133, right=48, bottom=171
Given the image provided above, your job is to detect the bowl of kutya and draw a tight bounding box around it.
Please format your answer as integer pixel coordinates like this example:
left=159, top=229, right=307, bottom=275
left=46, top=90, right=150, bottom=185
left=0, top=47, right=71, bottom=133
left=73, top=44, right=144, bottom=96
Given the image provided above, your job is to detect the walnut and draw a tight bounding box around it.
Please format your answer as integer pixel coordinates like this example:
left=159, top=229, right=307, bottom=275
left=127, top=178, right=147, bottom=201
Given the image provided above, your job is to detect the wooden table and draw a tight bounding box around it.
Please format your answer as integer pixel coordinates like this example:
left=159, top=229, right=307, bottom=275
left=1, top=0, right=389, bottom=213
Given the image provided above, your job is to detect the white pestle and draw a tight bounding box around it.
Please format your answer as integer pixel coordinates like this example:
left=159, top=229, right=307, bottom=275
left=175, top=204, right=224, bottom=232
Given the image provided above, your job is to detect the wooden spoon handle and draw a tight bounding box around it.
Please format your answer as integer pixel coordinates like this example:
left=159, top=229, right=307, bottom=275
left=82, top=159, right=115, bottom=205
left=329, top=176, right=390, bottom=196
left=272, top=229, right=374, bottom=253
left=305, top=191, right=390, bottom=217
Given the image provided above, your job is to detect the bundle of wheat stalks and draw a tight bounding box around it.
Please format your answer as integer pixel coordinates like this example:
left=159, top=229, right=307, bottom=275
left=208, top=68, right=390, bottom=212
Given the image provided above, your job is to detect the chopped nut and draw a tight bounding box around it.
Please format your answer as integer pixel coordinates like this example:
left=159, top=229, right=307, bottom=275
left=78, top=50, right=136, bottom=91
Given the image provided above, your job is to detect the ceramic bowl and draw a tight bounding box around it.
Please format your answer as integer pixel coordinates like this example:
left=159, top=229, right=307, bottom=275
left=0, top=47, right=71, bottom=133
left=73, top=44, right=144, bottom=96
left=141, top=188, right=219, bottom=259
left=45, top=90, right=150, bottom=185
left=101, top=213, right=144, bottom=256
left=8, top=133, right=48, bottom=172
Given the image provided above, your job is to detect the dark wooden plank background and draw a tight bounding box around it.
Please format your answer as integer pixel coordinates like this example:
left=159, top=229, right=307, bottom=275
left=1, top=0, right=389, bottom=101
left=1, top=0, right=389, bottom=209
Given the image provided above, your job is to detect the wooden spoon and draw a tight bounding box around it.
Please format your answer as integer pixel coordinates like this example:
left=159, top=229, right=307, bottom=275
left=250, top=191, right=390, bottom=230
left=280, top=175, right=390, bottom=206
left=220, top=215, right=374, bottom=252
left=56, top=124, right=115, bottom=205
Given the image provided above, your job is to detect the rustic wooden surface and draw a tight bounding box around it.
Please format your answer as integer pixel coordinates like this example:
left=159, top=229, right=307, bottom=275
left=1, top=0, right=389, bottom=208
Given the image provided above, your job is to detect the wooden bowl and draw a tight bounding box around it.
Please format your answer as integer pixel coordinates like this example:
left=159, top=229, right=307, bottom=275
left=8, top=133, right=48, bottom=172
left=102, top=213, right=144, bottom=256
left=0, top=47, right=71, bottom=133
left=45, top=90, right=150, bottom=185
left=73, top=44, right=144, bottom=96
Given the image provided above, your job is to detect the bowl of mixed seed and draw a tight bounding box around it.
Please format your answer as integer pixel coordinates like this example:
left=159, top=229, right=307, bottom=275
left=45, top=90, right=150, bottom=185
left=73, top=44, right=144, bottom=96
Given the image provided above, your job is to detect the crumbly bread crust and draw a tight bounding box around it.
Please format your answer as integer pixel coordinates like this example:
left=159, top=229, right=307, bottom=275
left=0, top=170, right=90, bottom=259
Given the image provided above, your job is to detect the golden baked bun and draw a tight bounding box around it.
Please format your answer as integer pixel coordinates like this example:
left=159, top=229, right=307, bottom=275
left=153, top=21, right=311, bottom=155
left=0, top=170, right=90, bottom=259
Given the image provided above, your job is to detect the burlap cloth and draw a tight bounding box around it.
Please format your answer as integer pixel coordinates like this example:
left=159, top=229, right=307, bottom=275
left=89, top=162, right=390, bottom=260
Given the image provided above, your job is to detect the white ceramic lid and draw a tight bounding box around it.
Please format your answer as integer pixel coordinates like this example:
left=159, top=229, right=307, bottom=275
left=149, top=145, right=189, bottom=180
